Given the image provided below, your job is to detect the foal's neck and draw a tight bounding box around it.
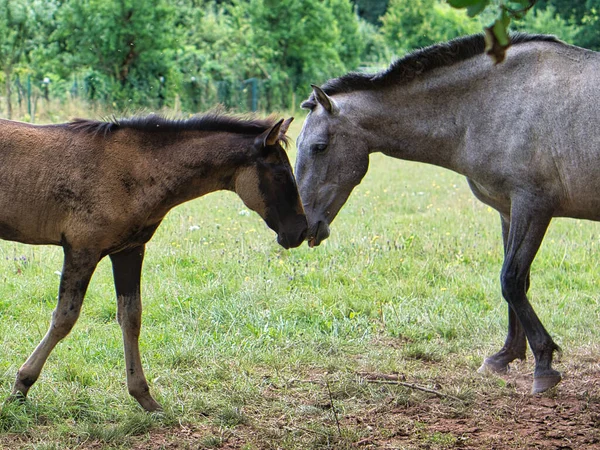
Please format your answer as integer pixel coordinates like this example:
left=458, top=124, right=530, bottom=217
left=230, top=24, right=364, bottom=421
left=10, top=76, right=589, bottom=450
left=131, top=130, right=248, bottom=218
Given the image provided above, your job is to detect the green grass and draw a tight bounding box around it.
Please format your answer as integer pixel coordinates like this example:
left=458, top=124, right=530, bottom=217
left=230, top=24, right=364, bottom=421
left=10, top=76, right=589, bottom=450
left=0, top=119, right=599, bottom=448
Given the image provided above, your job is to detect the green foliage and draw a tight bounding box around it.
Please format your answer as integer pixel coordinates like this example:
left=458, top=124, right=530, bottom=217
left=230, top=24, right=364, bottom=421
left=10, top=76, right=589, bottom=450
left=1, top=0, right=369, bottom=115
left=575, top=1, right=600, bottom=50
left=1, top=0, right=600, bottom=116
left=446, top=0, right=537, bottom=63
left=353, top=0, right=390, bottom=25
left=382, top=0, right=481, bottom=55
left=512, top=1, right=600, bottom=50
left=535, top=0, right=587, bottom=23
left=0, top=0, right=59, bottom=118
left=512, top=5, right=577, bottom=42
left=53, top=0, right=178, bottom=108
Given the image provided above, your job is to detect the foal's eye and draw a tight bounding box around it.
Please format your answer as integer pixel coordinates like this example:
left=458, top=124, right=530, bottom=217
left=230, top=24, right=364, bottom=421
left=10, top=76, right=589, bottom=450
left=311, top=143, right=328, bottom=154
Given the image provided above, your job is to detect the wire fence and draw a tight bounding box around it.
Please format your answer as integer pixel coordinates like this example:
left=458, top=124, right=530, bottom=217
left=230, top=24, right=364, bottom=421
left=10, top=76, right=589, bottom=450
left=1, top=73, right=296, bottom=121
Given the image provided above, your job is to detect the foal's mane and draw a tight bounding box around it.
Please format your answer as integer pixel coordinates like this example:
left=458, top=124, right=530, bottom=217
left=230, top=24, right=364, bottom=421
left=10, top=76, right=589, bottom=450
left=306, top=33, right=561, bottom=104
left=68, top=113, right=277, bottom=137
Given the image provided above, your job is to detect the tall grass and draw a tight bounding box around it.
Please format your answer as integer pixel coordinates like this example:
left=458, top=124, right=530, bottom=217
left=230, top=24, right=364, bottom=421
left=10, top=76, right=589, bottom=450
left=0, top=118, right=599, bottom=448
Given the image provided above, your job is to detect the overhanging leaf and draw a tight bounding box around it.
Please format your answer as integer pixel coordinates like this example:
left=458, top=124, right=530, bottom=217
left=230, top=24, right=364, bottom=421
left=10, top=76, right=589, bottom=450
left=484, top=13, right=511, bottom=64
left=466, top=1, right=490, bottom=17
left=447, top=0, right=483, bottom=7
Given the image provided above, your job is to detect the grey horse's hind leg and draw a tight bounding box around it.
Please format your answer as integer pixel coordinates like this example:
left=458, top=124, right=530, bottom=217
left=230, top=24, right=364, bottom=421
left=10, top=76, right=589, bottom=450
left=479, top=215, right=527, bottom=374
left=496, top=200, right=561, bottom=393
left=110, top=245, right=161, bottom=412
left=10, top=247, right=99, bottom=401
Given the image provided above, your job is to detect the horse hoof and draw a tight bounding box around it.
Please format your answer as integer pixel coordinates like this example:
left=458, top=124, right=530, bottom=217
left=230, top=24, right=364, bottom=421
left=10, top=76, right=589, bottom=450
left=5, top=391, right=27, bottom=405
left=477, top=358, right=508, bottom=375
left=532, top=372, right=562, bottom=394
left=137, top=396, right=162, bottom=412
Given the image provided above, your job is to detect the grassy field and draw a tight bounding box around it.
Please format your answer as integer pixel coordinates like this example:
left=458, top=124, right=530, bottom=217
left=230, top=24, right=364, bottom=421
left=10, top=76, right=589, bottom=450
left=1, top=118, right=600, bottom=449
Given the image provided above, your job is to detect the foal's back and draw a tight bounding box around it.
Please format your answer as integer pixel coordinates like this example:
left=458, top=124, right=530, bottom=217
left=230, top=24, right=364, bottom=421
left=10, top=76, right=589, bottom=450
left=0, top=119, right=141, bottom=246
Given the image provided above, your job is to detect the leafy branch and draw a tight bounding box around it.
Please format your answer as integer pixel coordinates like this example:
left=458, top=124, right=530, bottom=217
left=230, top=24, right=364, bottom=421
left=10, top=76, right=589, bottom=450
left=447, top=0, right=538, bottom=63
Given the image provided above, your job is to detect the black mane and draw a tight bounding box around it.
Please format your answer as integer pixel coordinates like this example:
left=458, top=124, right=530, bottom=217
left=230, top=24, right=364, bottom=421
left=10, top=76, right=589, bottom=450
left=68, top=113, right=276, bottom=136
left=312, top=33, right=561, bottom=100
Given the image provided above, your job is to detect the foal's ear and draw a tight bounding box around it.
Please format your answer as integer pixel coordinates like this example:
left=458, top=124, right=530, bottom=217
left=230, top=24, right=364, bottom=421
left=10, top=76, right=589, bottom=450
left=311, top=85, right=338, bottom=115
left=280, top=117, right=294, bottom=136
left=259, top=118, right=286, bottom=148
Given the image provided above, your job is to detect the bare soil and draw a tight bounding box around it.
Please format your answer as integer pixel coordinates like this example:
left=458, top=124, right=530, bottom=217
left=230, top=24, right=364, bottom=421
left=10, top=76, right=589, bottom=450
left=3, top=354, right=600, bottom=449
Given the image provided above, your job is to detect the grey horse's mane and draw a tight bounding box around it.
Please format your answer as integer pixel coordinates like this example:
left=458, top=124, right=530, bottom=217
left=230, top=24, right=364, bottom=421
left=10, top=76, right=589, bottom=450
left=304, top=33, right=561, bottom=107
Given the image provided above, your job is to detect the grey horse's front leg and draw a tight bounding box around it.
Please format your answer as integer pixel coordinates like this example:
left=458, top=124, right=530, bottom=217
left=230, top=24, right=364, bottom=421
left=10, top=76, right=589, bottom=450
left=110, top=245, right=161, bottom=412
left=10, top=247, right=99, bottom=401
left=494, top=201, right=561, bottom=393
left=479, top=215, right=527, bottom=374
left=479, top=306, right=527, bottom=373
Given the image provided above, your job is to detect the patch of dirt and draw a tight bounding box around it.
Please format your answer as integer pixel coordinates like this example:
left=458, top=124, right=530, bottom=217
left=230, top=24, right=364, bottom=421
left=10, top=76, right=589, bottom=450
left=365, top=370, right=600, bottom=449
left=351, top=356, right=600, bottom=449
left=3, top=356, right=600, bottom=449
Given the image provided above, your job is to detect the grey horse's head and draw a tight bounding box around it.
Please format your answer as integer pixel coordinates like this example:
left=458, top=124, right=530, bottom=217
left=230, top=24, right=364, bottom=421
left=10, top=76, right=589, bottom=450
left=295, top=85, right=370, bottom=247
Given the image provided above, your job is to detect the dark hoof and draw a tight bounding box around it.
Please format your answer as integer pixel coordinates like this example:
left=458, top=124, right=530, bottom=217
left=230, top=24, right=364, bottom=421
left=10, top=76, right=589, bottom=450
left=5, top=391, right=27, bottom=405
left=532, top=372, right=562, bottom=394
left=136, top=395, right=162, bottom=412
left=478, top=357, right=509, bottom=375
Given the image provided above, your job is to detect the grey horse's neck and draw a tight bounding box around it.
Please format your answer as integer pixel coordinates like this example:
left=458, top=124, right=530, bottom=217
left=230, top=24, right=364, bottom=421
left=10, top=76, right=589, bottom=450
left=340, top=42, right=563, bottom=177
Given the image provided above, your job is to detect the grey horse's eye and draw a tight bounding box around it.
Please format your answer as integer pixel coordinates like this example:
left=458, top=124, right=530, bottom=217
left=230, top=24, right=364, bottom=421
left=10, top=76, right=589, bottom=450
left=311, top=143, right=328, bottom=154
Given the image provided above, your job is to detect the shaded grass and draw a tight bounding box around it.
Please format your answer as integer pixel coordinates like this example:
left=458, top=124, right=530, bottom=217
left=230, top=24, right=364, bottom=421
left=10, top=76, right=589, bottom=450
left=0, top=119, right=599, bottom=448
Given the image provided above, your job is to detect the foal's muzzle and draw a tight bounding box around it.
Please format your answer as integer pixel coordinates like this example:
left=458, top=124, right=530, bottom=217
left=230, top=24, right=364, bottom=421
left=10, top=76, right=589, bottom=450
left=277, top=214, right=308, bottom=249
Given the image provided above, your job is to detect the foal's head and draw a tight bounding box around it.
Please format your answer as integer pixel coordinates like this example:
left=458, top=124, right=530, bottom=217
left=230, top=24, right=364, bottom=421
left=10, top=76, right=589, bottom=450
left=234, top=118, right=307, bottom=249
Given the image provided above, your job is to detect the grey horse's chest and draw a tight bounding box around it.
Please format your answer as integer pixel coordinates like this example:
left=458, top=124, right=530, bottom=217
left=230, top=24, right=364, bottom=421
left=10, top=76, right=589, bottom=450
left=466, top=178, right=511, bottom=216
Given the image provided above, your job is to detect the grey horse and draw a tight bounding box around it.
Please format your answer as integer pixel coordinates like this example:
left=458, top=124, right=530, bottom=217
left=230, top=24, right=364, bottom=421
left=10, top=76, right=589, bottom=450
left=295, top=33, right=600, bottom=394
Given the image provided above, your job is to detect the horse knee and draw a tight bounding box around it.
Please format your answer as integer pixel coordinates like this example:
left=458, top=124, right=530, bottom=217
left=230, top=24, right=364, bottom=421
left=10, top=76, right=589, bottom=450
left=50, top=309, right=80, bottom=339
left=500, top=266, right=527, bottom=301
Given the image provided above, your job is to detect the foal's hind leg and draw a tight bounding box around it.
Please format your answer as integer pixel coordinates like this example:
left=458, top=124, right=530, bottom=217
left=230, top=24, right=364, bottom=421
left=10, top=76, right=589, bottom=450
left=496, top=201, right=561, bottom=393
left=10, top=247, right=99, bottom=401
left=479, top=215, right=528, bottom=374
left=110, top=245, right=161, bottom=412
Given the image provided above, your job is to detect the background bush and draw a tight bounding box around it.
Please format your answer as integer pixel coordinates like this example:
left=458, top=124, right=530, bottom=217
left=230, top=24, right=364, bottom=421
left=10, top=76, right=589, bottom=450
left=0, top=0, right=591, bottom=118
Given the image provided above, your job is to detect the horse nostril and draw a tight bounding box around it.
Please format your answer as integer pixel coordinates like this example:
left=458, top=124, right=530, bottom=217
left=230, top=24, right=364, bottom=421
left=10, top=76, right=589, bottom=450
left=299, top=228, right=308, bottom=242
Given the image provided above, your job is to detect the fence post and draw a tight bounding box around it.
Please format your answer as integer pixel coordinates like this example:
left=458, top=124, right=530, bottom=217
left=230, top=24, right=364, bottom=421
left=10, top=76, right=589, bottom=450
left=243, top=78, right=258, bottom=112
left=27, top=75, right=32, bottom=120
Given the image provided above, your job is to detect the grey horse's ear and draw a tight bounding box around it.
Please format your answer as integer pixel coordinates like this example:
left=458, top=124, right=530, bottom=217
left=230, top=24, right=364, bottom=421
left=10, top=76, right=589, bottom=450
left=311, top=85, right=338, bottom=115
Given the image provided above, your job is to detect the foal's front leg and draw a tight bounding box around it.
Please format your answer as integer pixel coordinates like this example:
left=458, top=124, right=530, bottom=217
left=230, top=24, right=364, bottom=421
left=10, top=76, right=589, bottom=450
left=110, top=245, right=161, bottom=412
left=11, top=247, right=99, bottom=400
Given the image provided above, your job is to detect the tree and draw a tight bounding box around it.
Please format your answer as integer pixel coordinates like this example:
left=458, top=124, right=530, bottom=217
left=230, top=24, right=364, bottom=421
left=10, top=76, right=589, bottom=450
left=512, top=5, right=577, bottom=42
left=574, top=0, right=600, bottom=50
left=535, top=0, right=587, bottom=22
left=352, top=0, right=390, bottom=25
left=226, top=0, right=362, bottom=107
left=0, top=0, right=47, bottom=118
left=53, top=0, right=177, bottom=108
left=382, top=0, right=481, bottom=55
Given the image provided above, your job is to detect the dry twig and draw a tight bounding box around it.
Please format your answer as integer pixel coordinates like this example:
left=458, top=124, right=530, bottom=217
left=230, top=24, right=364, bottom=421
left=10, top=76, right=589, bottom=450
left=357, top=372, right=463, bottom=402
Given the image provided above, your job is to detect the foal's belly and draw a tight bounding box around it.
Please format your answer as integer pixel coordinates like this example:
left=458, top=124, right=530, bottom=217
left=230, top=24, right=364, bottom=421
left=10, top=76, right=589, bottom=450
left=0, top=207, right=63, bottom=246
